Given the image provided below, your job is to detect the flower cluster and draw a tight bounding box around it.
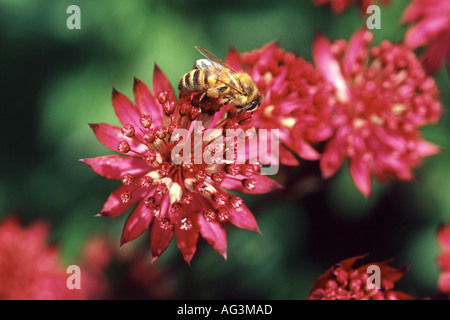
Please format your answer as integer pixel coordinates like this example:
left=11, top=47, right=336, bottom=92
left=308, top=255, right=416, bottom=300
left=313, top=29, right=442, bottom=196
left=84, top=24, right=444, bottom=263
left=226, top=42, right=335, bottom=165
left=82, top=66, right=282, bottom=264
left=0, top=217, right=83, bottom=300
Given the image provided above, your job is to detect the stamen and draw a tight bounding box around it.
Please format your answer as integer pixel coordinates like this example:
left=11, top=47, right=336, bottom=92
left=120, top=191, right=132, bottom=204
left=242, top=178, right=256, bottom=190
left=140, top=114, right=152, bottom=129
left=179, top=217, right=193, bottom=230
left=121, top=173, right=135, bottom=186
left=117, top=140, right=131, bottom=153
left=203, top=209, right=216, bottom=222
left=122, top=124, right=135, bottom=137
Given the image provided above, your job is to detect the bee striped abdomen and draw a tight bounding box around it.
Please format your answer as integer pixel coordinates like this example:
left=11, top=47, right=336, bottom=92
left=179, top=68, right=208, bottom=92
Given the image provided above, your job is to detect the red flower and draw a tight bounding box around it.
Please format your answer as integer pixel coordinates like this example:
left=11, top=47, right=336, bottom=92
left=402, top=0, right=450, bottom=74
left=0, top=216, right=84, bottom=300
left=437, top=222, right=450, bottom=295
left=313, top=29, right=442, bottom=197
left=226, top=42, right=334, bottom=165
left=78, top=235, right=176, bottom=299
left=82, top=66, right=282, bottom=264
left=308, top=255, right=416, bottom=300
left=312, top=0, right=391, bottom=15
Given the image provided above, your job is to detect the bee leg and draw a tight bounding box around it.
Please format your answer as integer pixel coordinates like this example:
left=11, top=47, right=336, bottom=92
left=205, top=87, right=222, bottom=99
left=200, top=92, right=210, bottom=102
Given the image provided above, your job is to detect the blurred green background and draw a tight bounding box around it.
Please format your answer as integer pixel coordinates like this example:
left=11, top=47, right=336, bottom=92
left=0, top=0, right=449, bottom=299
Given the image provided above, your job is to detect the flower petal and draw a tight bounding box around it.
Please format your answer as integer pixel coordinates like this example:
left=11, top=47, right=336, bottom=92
left=152, top=64, right=176, bottom=105
left=292, top=138, right=320, bottom=161
left=343, top=29, right=370, bottom=77
left=438, top=272, right=450, bottom=294
left=175, top=222, right=199, bottom=265
left=225, top=46, right=243, bottom=71
left=313, top=33, right=350, bottom=101
left=81, top=155, right=149, bottom=180
left=150, top=219, right=174, bottom=263
left=279, top=144, right=300, bottom=166
left=197, top=214, right=227, bottom=260
left=98, top=184, right=146, bottom=217
left=120, top=200, right=154, bottom=246
left=112, top=88, right=141, bottom=131
left=320, top=136, right=346, bottom=179
left=422, top=35, right=449, bottom=74
left=404, top=16, right=449, bottom=49
left=133, top=77, right=163, bottom=126
left=89, top=123, right=147, bottom=155
left=228, top=203, right=260, bottom=233
left=349, top=155, right=372, bottom=197
left=437, top=223, right=450, bottom=251
left=221, top=175, right=283, bottom=194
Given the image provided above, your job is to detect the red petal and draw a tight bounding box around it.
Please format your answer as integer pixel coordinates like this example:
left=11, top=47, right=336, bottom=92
left=404, top=16, right=449, bottom=49
left=89, top=123, right=147, bottom=154
left=225, top=47, right=243, bottom=71
left=343, top=29, right=370, bottom=77
left=279, top=144, right=300, bottom=166
left=133, top=77, right=163, bottom=126
left=437, top=253, right=450, bottom=270
left=221, top=175, right=283, bottom=194
left=228, top=203, right=260, bottom=233
left=98, top=184, right=146, bottom=217
left=320, top=137, right=346, bottom=179
left=150, top=220, right=174, bottom=263
left=112, top=89, right=141, bottom=130
left=175, top=222, right=199, bottom=265
left=293, top=138, right=320, bottom=161
left=152, top=64, right=176, bottom=105
left=313, top=33, right=350, bottom=101
left=438, top=272, right=450, bottom=294
left=120, top=200, right=154, bottom=246
left=437, top=223, right=450, bottom=251
left=349, top=155, right=372, bottom=197
left=422, top=35, right=449, bottom=74
left=197, top=214, right=227, bottom=260
left=81, top=155, right=149, bottom=179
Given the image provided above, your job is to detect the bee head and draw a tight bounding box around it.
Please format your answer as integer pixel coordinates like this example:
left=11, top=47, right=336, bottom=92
left=243, top=94, right=262, bottom=113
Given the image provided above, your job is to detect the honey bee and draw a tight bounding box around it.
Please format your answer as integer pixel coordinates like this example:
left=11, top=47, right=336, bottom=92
left=178, top=46, right=262, bottom=114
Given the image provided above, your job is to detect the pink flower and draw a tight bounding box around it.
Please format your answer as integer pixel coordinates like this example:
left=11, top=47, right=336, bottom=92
left=226, top=42, right=335, bottom=165
left=0, top=216, right=84, bottom=300
left=402, top=0, right=450, bottom=74
left=312, top=29, right=442, bottom=197
left=437, top=222, right=450, bottom=295
left=312, top=0, right=391, bottom=15
left=82, top=66, right=282, bottom=264
left=308, top=255, right=416, bottom=300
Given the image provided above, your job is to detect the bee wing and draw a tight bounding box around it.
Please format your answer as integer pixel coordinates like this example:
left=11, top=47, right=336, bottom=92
left=195, top=46, right=238, bottom=73
left=195, top=58, right=222, bottom=70
left=195, top=47, right=246, bottom=95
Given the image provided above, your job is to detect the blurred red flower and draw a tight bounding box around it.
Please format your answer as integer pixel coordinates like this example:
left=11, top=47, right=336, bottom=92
left=402, top=0, right=450, bottom=74
left=308, top=255, right=416, bottom=300
left=82, top=66, right=282, bottom=264
left=226, top=43, right=334, bottom=165
left=312, top=0, right=391, bottom=15
left=437, top=222, right=450, bottom=295
left=0, top=216, right=84, bottom=300
left=312, top=29, right=442, bottom=197
left=78, top=235, right=176, bottom=299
